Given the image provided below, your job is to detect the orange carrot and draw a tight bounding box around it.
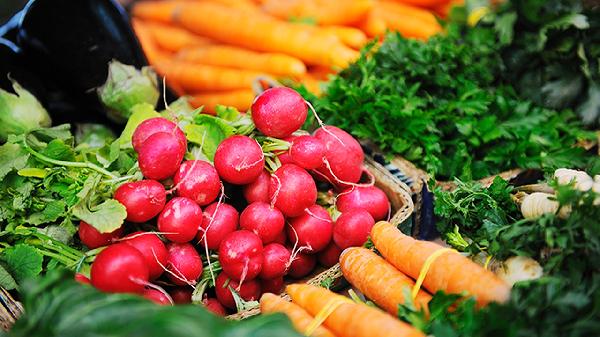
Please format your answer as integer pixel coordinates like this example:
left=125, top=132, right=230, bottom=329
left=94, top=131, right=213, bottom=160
left=260, top=293, right=337, bottom=337
left=204, top=0, right=259, bottom=11
left=371, top=6, right=442, bottom=40
left=387, top=0, right=448, bottom=8
left=434, top=0, right=464, bottom=18
left=261, top=0, right=373, bottom=25
left=340, top=247, right=432, bottom=315
left=299, top=75, right=323, bottom=96
left=134, top=1, right=359, bottom=67
left=308, top=66, right=337, bottom=80
left=356, top=10, right=387, bottom=37
left=176, top=45, right=306, bottom=76
left=131, top=19, right=171, bottom=65
left=379, top=1, right=440, bottom=26
left=321, top=26, right=368, bottom=49
left=156, top=60, right=264, bottom=92
left=188, top=89, right=255, bottom=114
left=142, top=21, right=212, bottom=53
left=371, top=222, right=511, bottom=307
left=287, top=284, right=426, bottom=337
left=132, top=1, right=184, bottom=24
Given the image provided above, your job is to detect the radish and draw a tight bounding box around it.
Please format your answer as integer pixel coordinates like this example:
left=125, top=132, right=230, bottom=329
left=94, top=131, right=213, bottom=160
left=336, top=186, right=390, bottom=221
left=173, top=160, right=221, bottom=206
left=132, top=117, right=186, bottom=152
left=215, top=273, right=261, bottom=309
left=261, top=276, right=284, bottom=294
left=158, top=197, right=202, bottom=243
left=240, top=202, right=285, bottom=244
left=317, top=242, right=343, bottom=267
left=74, top=273, right=91, bottom=285
left=78, top=221, right=123, bottom=249
left=269, top=164, right=317, bottom=217
left=277, top=151, right=294, bottom=166
left=333, top=209, right=375, bottom=249
left=259, top=243, right=291, bottom=280
left=287, top=250, right=316, bottom=279
left=313, top=126, right=364, bottom=187
left=287, top=205, right=333, bottom=253
left=251, top=87, right=307, bottom=138
left=214, top=135, right=264, bottom=185
left=289, top=135, right=326, bottom=170
left=122, top=232, right=168, bottom=280
left=203, top=297, right=227, bottom=316
left=138, top=132, right=186, bottom=180
left=243, top=170, right=270, bottom=203
left=198, top=202, right=239, bottom=250
left=113, top=180, right=166, bottom=223
left=90, top=243, right=149, bottom=294
left=170, top=288, right=192, bottom=304
left=273, top=230, right=287, bottom=245
left=218, top=230, right=263, bottom=282
left=143, top=288, right=172, bottom=305
left=165, top=242, right=203, bottom=286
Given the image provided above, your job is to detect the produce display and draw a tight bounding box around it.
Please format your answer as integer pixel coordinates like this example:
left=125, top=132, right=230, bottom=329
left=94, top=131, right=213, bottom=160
left=1, top=0, right=600, bottom=337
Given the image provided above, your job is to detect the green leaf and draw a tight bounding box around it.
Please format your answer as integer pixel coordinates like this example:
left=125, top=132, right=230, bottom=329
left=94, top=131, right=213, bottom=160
left=17, top=167, right=47, bottom=178
left=0, top=143, right=29, bottom=181
left=0, top=263, right=17, bottom=290
left=0, top=80, right=51, bottom=142
left=185, top=115, right=235, bottom=161
left=1, top=244, right=43, bottom=283
left=72, top=199, right=126, bottom=234
left=118, top=103, right=161, bottom=147
left=26, top=200, right=67, bottom=226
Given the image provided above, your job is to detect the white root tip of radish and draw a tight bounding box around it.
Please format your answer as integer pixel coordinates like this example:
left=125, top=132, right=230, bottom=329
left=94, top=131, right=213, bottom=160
left=304, top=207, right=332, bottom=223
left=323, top=159, right=374, bottom=188
left=305, top=100, right=345, bottom=147
left=152, top=249, right=196, bottom=288
left=270, top=173, right=282, bottom=209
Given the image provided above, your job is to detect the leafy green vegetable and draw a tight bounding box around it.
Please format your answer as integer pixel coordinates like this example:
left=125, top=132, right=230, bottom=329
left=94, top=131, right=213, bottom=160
left=1, top=244, right=43, bottom=284
left=0, top=80, right=51, bottom=143
left=1, top=269, right=302, bottom=337
left=75, top=123, right=116, bottom=148
left=117, top=103, right=161, bottom=147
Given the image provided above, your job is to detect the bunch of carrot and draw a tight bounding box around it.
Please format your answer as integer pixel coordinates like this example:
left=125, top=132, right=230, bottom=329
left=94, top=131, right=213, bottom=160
left=260, top=284, right=426, bottom=337
left=339, top=222, right=511, bottom=316
left=131, top=0, right=458, bottom=114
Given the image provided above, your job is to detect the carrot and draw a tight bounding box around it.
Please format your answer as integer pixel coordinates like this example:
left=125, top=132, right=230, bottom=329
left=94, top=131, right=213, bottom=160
left=131, top=19, right=171, bottom=65
left=371, top=6, right=442, bottom=40
left=156, top=60, right=264, bottom=92
left=136, top=1, right=359, bottom=67
left=387, top=0, right=448, bottom=8
left=142, top=21, right=212, bottom=53
left=321, top=26, right=368, bottom=49
left=299, top=75, right=323, bottom=96
left=261, top=0, right=373, bottom=25
left=379, top=1, right=440, bottom=26
left=434, top=0, right=464, bottom=18
left=260, top=293, right=337, bottom=337
left=356, top=10, right=387, bottom=37
left=204, top=0, right=259, bottom=11
left=176, top=45, right=306, bottom=76
left=188, top=89, right=255, bottom=114
left=371, top=222, right=511, bottom=307
left=132, top=1, right=184, bottom=24
left=308, top=66, right=336, bottom=80
left=340, top=247, right=432, bottom=315
left=286, top=284, right=425, bottom=337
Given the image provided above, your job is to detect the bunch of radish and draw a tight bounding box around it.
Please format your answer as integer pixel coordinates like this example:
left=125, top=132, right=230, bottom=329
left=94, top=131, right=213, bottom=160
left=80, top=87, right=390, bottom=314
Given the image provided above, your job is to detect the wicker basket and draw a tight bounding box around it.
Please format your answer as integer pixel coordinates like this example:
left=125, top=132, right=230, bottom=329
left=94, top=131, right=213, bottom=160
left=0, top=288, right=21, bottom=331
left=227, top=156, right=414, bottom=320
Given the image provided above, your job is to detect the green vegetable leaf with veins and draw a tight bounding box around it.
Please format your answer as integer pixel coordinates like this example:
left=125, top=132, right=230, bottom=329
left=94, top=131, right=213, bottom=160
left=1, top=244, right=43, bottom=284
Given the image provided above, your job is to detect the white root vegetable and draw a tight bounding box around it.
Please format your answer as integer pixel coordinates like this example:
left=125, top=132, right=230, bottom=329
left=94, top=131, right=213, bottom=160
left=554, top=168, right=594, bottom=191
left=520, top=192, right=570, bottom=219
left=496, top=256, right=543, bottom=287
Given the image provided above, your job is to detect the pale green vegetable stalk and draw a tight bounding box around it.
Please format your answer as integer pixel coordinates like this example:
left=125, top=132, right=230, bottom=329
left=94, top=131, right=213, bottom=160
left=98, top=60, right=159, bottom=123
left=0, top=80, right=51, bottom=142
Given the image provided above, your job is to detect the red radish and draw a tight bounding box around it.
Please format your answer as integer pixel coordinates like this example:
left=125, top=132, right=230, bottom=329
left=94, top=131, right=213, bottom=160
left=214, top=135, right=264, bottom=185
left=313, top=126, right=364, bottom=187
left=78, top=221, right=123, bottom=249
left=261, top=276, right=284, bottom=294
left=240, top=202, right=285, bottom=244
left=289, top=135, right=326, bottom=170
left=218, top=230, right=263, bottom=282
left=259, top=243, right=291, bottom=280
left=198, top=202, right=239, bottom=250
left=158, top=197, right=202, bottom=243
left=114, top=180, right=166, bottom=223
left=287, top=251, right=316, bottom=279
left=269, top=164, right=317, bottom=217
left=333, top=209, right=375, bottom=249
left=251, top=87, right=307, bottom=138
left=165, top=243, right=203, bottom=286
left=122, top=232, right=168, bottom=280
left=287, top=205, right=333, bottom=253
left=278, top=151, right=294, bottom=166
left=132, top=117, right=186, bottom=152
left=336, top=186, right=390, bottom=221
left=138, top=132, right=186, bottom=180
left=170, top=288, right=193, bottom=304
left=74, top=273, right=91, bottom=285
left=243, top=170, right=271, bottom=203
left=215, top=273, right=261, bottom=309
left=90, top=243, right=149, bottom=294
left=173, top=160, right=221, bottom=206
left=203, top=297, right=227, bottom=316
left=273, top=230, right=287, bottom=245
left=317, top=242, right=343, bottom=267
left=143, top=288, right=172, bottom=305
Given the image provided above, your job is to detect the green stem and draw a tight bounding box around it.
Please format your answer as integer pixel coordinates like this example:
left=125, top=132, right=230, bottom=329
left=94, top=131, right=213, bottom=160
left=37, top=249, right=77, bottom=267
left=23, top=140, right=119, bottom=179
